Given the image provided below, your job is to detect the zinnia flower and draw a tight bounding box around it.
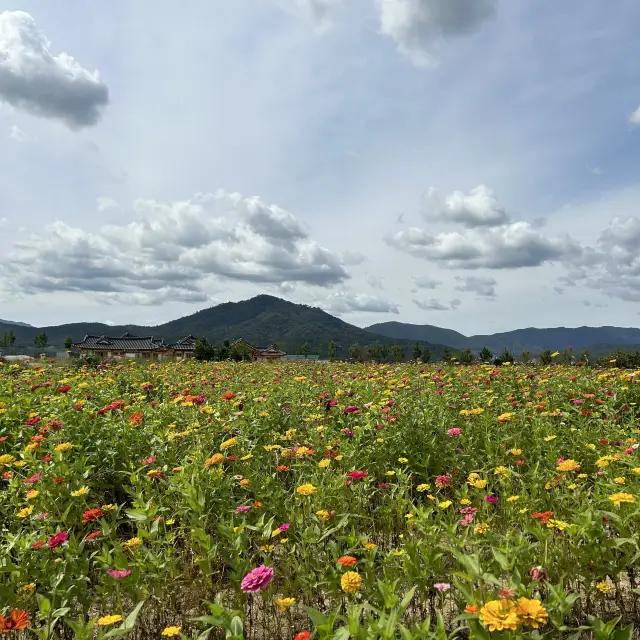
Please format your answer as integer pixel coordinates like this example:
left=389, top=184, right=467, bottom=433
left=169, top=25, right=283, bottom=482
left=337, top=555, right=357, bottom=567
left=107, top=569, right=132, bottom=579
left=608, top=493, right=635, bottom=505
left=294, top=633, right=311, bottom=640
left=0, top=609, right=29, bottom=632
left=48, top=531, right=69, bottom=550
left=340, top=571, right=362, bottom=593
left=161, top=626, right=182, bottom=636
left=434, top=583, right=451, bottom=592
left=447, top=428, right=462, bottom=437
left=275, top=597, right=296, bottom=612
left=97, top=615, right=122, bottom=626
left=296, top=484, right=316, bottom=496
left=479, top=599, right=518, bottom=632
left=516, top=597, right=548, bottom=628
left=241, top=565, right=274, bottom=593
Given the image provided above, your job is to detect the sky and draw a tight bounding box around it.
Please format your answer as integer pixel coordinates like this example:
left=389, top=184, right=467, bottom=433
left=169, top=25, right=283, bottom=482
left=1, top=0, right=640, bottom=335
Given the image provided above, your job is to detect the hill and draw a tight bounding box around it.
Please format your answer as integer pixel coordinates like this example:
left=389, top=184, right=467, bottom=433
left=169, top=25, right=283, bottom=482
left=0, top=319, right=32, bottom=327
left=366, top=322, right=640, bottom=356
left=0, top=296, right=446, bottom=358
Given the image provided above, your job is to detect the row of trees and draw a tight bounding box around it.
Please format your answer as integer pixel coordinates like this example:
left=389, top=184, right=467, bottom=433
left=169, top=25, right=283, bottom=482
left=0, top=331, right=59, bottom=349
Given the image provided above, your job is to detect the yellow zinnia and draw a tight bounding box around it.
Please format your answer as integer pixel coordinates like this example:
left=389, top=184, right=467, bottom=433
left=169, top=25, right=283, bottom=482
left=97, top=615, right=122, bottom=626
left=516, top=598, right=548, bottom=628
left=296, top=484, right=316, bottom=496
left=340, top=571, right=361, bottom=593
left=479, top=600, right=518, bottom=632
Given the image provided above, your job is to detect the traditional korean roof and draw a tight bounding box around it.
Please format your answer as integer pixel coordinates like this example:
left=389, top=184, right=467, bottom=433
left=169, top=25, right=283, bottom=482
left=72, top=334, right=166, bottom=351
left=167, top=335, right=197, bottom=351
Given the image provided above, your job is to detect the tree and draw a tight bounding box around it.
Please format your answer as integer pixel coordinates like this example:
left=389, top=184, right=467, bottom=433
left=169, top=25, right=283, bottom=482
left=64, top=336, right=73, bottom=350
left=495, top=348, right=514, bottom=365
left=348, top=342, right=361, bottom=361
left=458, top=348, right=473, bottom=365
left=392, top=344, right=405, bottom=362
left=300, top=342, right=310, bottom=358
left=369, top=341, right=383, bottom=363
left=521, top=350, right=532, bottom=365
left=538, top=349, right=553, bottom=365
left=33, top=332, right=49, bottom=349
left=328, top=341, right=337, bottom=361
left=0, top=330, right=17, bottom=348
left=412, top=342, right=422, bottom=360
left=442, top=347, right=452, bottom=362
left=422, top=346, right=431, bottom=363
left=479, top=347, right=493, bottom=363
left=380, top=343, right=390, bottom=362
left=194, top=337, right=216, bottom=361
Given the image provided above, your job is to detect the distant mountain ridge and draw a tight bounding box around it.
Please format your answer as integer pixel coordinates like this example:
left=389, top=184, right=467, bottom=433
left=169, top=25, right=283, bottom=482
left=0, top=319, right=32, bottom=327
left=365, top=321, right=640, bottom=356
left=0, top=296, right=447, bottom=358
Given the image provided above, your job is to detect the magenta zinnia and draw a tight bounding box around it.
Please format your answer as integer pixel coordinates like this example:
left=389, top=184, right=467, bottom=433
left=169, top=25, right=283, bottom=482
left=241, top=565, right=274, bottom=592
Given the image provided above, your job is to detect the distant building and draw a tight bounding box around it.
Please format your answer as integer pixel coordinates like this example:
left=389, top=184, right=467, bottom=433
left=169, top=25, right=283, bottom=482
left=71, top=332, right=196, bottom=360
left=283, top=354, right=320, bottom=361
left=231, top=338, right=286, bottom=361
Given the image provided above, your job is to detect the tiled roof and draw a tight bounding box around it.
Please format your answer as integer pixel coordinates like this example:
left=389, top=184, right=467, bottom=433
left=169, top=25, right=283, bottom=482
left=72, top=335, right=166, bottom=351
left=167, top=335, right=196, bottom=350
left=73, top=334, right=199, bottom=352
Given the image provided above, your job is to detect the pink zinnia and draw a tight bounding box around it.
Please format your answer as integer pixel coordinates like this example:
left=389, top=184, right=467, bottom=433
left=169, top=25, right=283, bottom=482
left=447, top=428, right=462, bottom=437
left=48, top=531, right=69, bottom=550
left=235, top=505, right=252, bottom=514
left=241, top=565, right=274, bottom=593
left=485, top=495, right=498, bottom=505
left=108, top=569, right=132, bottom=579
left=435, top=475, right=451, bottom=488
left=24, top=473, right=42, bottom=484
left=348, top=471, right=368, bottom=480
left=434, top=583, right=451, bottom=592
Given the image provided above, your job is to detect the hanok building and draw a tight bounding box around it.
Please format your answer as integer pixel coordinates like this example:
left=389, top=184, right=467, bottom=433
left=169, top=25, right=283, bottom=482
left=72, top=332, right=196, bottom=360
left=231, top=338, right=286, bottom=361
left=167, top=335, right=197, bottom=358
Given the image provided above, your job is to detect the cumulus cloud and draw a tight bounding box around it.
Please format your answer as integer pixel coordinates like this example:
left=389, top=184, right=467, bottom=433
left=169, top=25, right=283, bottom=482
left=412, top=275, right=441, bottom=289
left=367, top=275, right=384, bottom=290
left=0, top=190, right=348, bottom=305
left=378, top=0, right=496, bottom=67
left=388, top=221, right=581, bottom=269
left=423, top=185, right=510, bottom=227
left=455, top=275, right=496, bottom=298
left=413, top=297, right=459, bottom=311
left=573, top=216, right=640, bottom=303
left=0, top=11, right=109, bottom=128
left=320, top=291, right=399, bottom=315
left=630, top=105, right=640, bottom=125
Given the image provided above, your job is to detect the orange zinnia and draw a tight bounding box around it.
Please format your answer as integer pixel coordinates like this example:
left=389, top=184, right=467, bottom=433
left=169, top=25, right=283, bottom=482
left=221, top=391, right=236, bottom=400
left=337, top=555, right=357, bottom=567
left=1, top=609, right=29, bottom=632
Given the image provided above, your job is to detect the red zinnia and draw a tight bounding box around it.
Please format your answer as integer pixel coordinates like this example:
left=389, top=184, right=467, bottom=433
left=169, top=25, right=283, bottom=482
left=348, top=471, right=368, bottom=480
left=82, top=508, right=104, bottom=523
left=0, top=609, right=29, bottom=632
left=295, top=633, right=311, bottom=640
left=31, top=540, right=45, bottom=550
left=48, top=531, right=69, bottom=550
left=531, top=511, right=553, bottom=524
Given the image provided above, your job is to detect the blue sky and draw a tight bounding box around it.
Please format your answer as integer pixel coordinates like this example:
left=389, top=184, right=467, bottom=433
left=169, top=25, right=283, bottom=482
left=1, top=0, right=640, bottom=334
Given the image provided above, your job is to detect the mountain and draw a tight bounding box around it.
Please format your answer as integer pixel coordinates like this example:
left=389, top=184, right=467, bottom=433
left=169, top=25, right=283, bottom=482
left=0, top=319, right=32, bottom=327
left=0, top=296, right=447, bottom=358
left=366, top=322, right=640, bottom=356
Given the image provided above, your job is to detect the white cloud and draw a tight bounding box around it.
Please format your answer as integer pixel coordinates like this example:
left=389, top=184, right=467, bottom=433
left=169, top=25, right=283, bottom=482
left=378, top=0, right=496, bottom=67
left=413, top=297, right=458, bottom=311
left=455, top=275, right=496, bottom=298
left=0, top=190, right=349, bottom=305
left=295, top=0, right=343, bottom=24
left=630, top=105, right=640, bottom=125
left=388, top=185, right=583, bottom=269
left=9, top=124, right=27, bottom=142
left=413, top=275, right=441, bottom=289
left=96, top=197, right=118, bottom=213
left=388, top=221, right=581, bottom=269
left=0, top=217, right=8, bottom=226
left=423, top=185, right=510, bottom=227
left=320, top=291, right=399, bottom=315
left=0, top=11, right=109, bottom=128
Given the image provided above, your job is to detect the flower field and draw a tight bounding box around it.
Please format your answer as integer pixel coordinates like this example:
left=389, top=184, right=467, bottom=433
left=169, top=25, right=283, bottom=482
left=2, top=360, right=640, bottom=639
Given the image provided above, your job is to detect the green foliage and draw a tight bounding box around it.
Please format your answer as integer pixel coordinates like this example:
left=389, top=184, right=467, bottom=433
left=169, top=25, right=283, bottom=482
left=479, top=347, right=492, bottom=362
left=539, top=349, right=553, bottom=365
left=33, top=332, right=49, bottom=349
left=392, top=344, right=405, bottom=362
left=194, top=337, right=217, bottom=361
